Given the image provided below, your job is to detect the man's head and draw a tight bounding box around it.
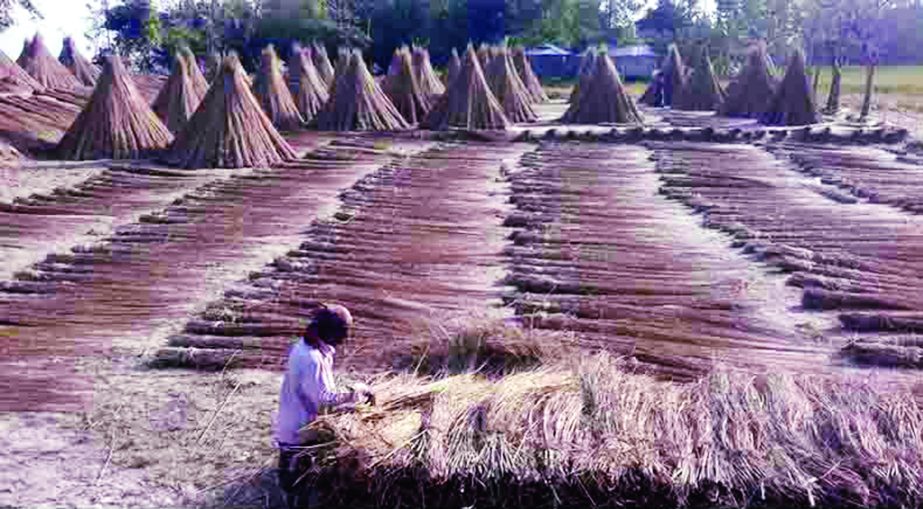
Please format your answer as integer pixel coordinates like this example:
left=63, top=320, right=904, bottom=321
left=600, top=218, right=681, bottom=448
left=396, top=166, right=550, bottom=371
left=304, top=304, right=353, bottom=346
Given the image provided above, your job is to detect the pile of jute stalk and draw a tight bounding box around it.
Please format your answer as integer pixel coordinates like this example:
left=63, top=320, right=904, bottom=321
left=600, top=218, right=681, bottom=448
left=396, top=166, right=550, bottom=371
left=314, top=49, right=409, bottom=131
left=57, top=55, right=173, bottom=160
left=18, top=33, right=82, bottom=90
left=166, top=54, right=296, bottom=169
left=58, top=36, right=100, bottom=87
left=297, top=317, right=923, bottom=509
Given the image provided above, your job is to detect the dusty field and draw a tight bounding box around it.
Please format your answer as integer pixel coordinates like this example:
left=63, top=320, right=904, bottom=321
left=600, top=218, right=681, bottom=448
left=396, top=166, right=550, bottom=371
left=2, top=87, right=923, bottom=507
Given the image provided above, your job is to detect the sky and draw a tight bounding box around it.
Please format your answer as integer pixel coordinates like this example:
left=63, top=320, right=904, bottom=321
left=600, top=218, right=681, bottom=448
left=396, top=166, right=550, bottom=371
left=0, top=0, right=97, bottom=58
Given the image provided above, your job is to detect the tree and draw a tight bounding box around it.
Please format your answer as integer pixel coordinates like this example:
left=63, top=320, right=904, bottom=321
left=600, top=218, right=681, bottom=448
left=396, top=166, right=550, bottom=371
left=0, top=0, right=39, bottom=31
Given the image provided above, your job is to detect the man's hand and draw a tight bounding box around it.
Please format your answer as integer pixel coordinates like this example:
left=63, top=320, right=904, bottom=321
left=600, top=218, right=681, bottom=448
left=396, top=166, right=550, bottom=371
left=350, top=382, right=375, bottom=405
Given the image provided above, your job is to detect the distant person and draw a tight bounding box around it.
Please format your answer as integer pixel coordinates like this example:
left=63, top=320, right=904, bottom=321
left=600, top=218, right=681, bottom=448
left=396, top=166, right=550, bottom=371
left=275, top=304, right=373, bottom=508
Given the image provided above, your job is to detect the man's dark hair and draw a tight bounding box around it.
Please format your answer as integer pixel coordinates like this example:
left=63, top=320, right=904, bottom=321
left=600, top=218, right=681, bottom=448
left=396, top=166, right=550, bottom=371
left=307, top=304, right=351, bottom=345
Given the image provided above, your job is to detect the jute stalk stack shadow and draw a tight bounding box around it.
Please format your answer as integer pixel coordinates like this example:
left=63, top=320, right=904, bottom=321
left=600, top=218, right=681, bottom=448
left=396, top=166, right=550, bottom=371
left=314, top=50, right=410, bottom=131
left=673, top=44, right=724, bottom=111
left=761, top=49, right=818, bottom=126
left=18, top=34, right=82, bottom=90
left=312, top=42, right=336, bottom=87
left=253, top=45, right=304, bottom=131
left=182, top=47, right=209, bottom=98
left=562, top=52, right=642, bottom=125
left=421, top=46, right=510, bottom=131
left=412, top=46, right=445, bottom=98
left=57, top=55, right=174, bottom=160
left=567, top=49, right=597, bottom=104
left=58, top=36, right=99, bottom=87
left=165, top=54, right=296, bottom=169
left=721, top=41, right=776, bottom=118
left=153, top=50, right=205, bottom=134
left=382, top=47, right=432, bottom=125
left=287, top=44, right=329, bottom=124
left=485, top=46, right=537, bottom=123
left=512, top=46, right=548, bottom=103
left=0, top=48, right=44, bottom=93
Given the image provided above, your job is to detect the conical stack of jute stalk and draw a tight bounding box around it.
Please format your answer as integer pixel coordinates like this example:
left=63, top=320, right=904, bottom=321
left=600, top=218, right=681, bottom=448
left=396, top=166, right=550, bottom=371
left=412, top=46, right=445, bottom=98
left=446, top=48, right=461, bottom=86
left=477, top=44, right=493, bottom=70
left=57, top=55, right=173, bottom=160
left=182, top=47, right=209, bottom=98
left=674, top=44, right=724, bottom=111
left=568, top=49, right=597, bottom=104
left=382, top=47, right=431, bottom=125
left=661, top=43, right=687, bottom=107
left=761, top=49, right=818, bottom=126
left=314, top=50, right=409, bottom=131
left=562, top=52, right=643, bottom=124
left=720, top=41, right=776, bottom=118
left=18, top=34, right=82, bottom=90
left=512, top=46, right=548, bottom=103
left=287, top=44, right=329, bottom=123
left=58, top=36, right=99, bottom=86
left=485, top=46, right=537, bottom=123
left=252, top=45, right=304, bottom=131
left=422, top=45, right=509, bottom=131
left=0, top=48, right=44, bottom=93
left=153, top=50, right=205, bottom=134
left=166, top=54, right=296, bottom=169
left=312, top=42, right=335, bottom=87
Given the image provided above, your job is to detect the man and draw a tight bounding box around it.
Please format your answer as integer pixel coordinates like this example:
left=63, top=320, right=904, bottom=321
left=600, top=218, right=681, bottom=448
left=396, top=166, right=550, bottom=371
left=275, top=303, right=372, bottom=508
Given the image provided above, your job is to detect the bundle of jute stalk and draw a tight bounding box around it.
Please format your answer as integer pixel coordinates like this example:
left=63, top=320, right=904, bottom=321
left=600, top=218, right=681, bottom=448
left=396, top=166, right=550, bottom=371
left=314, top=50, right=409, bottom=131
left=382, top=47, right=432, bottom=125
left=287, top=43, right=329, bottom=124
left=57, top=55, right=173, bottom=160
left=445, top=48, right=461, bottom=87
left=312, top=41, right=336, bottom=87
left=485, top=46, right=537, bottom=123
left=511, top=46, right=548, bottom=103
left=761, top=49, right=818, bottom=126
left=412, top=46, right=445, bottom=98
left=18, top=34, right=82, bottom=90
left=422, top=45, right=509, bottom=131
left=253, top=45, right=304, bottom=131
left=153, top=48, right=206, bottom=133
left=673, top=44, right=725, bottom=111
left=0, top=48, right=43, bottom=93
left=561, top=51, right=642, bottom=125
left=165, top=54, right=296, bottom=169
left=300, top=347, right=923, bottom=509
left=58, top=36, right=99, bottom=87
left=721, top=41, right=776, bottom=118
left=567, top=49, right=596, bottom=104
left=182, top=47, right=209, bottom=98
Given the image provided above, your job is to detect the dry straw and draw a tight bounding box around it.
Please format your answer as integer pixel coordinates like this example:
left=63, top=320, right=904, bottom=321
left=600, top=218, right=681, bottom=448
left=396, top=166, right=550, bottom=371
left=312, top=42, right=336, bottom=87
left=721, top=41, right=776, bottom=118
left=300, top=331, right=923, bottom=509
left=57, top=55, right=173, bottom=160
left=314, top=50, right=409, bottom=131
left=253, top=45, right=304, bottom=130
left=485, top=46, right=537, bottom=123
left=412, top=46, right=445, bottom=98
left=0, top=48, right=43, bottom=93
left=673, top=44, right=724, bottom=111
left=382, top=47, right=432, bottom=125
left=761, top=49, right=818, bottom=126
left=562, top=52, right=642, bottom=125
left=58, top=36, right=99, bottom=87
left=512, top=46, right=548, bottom=103
left=18, top=34, right=82, bottom=90
left=287, top=44, right=329, bottom=124
left=422, top=46, right=509, bottom=131
left=153, top=50, right=205, bottom=133
left=166, top=54, right=296, bottom=169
